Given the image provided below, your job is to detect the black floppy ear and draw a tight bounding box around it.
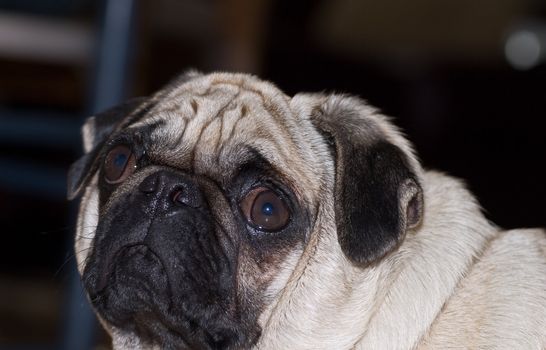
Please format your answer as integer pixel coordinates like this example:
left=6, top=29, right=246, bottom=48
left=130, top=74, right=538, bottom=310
left=67, top=98, right=147, bottom=200
left=297, top=94, right=424, bottom=266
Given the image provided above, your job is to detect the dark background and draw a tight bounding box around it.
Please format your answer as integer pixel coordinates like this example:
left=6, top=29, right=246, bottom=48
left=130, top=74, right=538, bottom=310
left=0, top=0, right=544, bottom=348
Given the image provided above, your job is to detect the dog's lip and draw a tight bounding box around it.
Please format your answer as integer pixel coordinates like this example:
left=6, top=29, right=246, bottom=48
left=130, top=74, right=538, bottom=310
left=90, top=279, right=245, bottom=350
left=89, top=287, right=204, bottom=349
left=94, top=242, right=168, bottom=293
left=85, top=241, right=258, bottom=349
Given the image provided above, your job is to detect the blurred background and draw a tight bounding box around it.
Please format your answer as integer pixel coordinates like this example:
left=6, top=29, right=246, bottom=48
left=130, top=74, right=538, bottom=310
left=0, top=0, right=544, bottom=348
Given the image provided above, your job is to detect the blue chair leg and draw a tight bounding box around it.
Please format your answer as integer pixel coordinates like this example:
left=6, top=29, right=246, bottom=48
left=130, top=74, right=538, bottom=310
left=60, top=0, right=137, bottom=348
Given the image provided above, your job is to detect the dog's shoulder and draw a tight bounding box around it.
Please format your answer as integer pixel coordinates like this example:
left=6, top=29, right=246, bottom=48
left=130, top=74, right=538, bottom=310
left=414, top=171, right=546, bottom=349
left=418, top=226, right=546, bottom=348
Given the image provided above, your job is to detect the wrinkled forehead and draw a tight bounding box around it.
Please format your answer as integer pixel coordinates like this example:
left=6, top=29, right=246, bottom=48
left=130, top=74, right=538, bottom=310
left=129, top=74, right=327, bottom=201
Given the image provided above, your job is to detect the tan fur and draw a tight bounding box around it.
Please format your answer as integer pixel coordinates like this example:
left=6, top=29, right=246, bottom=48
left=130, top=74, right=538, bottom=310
left=75, top=72, right=546, bottom=349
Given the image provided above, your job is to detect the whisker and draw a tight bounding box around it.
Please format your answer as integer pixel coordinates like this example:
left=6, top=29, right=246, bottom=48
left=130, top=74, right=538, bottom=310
left=54, top=247, right=94, bottom=278
left=38, top=226, right=74, bottom=235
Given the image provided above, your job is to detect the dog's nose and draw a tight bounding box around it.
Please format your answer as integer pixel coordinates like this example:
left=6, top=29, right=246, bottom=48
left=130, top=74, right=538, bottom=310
left=138, top=170, right=203, bottom=208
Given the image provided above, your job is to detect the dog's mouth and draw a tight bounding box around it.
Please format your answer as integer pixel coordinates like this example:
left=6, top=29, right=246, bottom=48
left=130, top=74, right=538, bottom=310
left=110, top=244, right=169, bottom=295
left=84, top=243, right=258, bottom=349
left=89, top=244, right=182, bottom=345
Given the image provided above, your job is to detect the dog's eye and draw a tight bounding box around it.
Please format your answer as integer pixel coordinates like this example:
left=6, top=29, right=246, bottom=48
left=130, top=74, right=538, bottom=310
left=240, top=187, right=290, bottom=231
left=104, top=145, right=136, bottom=184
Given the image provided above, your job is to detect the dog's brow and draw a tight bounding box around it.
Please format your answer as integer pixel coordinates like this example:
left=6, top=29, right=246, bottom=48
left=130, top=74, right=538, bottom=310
left=128, top=119, right=164, bottom=135
left=237, top=146, right=271, bottom=170
left=220, top=146, right=269, bottom=177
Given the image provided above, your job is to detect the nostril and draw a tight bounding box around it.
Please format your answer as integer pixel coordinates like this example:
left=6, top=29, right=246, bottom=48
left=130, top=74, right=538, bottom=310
left=138, top=171, right=203, bottom=208
left=171, top=185, right=202, bottom=208
left=139, top=174, right=159, bottom=194
left=172, top=188, right=185, bottom=206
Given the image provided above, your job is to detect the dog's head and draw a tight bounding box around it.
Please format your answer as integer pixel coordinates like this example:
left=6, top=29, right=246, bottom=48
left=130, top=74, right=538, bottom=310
left=69, top=72, right=423, bottom=349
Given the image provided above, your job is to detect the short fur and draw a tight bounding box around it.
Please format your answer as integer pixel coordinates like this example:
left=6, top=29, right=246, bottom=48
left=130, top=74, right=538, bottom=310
left=70, top=72, right=546, bottom=349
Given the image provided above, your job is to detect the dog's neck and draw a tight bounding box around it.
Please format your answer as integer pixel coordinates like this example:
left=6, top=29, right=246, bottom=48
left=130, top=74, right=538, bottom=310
left=257, top=171, right=498, bottom=350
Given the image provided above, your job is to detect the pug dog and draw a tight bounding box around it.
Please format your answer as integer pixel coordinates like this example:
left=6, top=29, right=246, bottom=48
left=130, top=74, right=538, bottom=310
left=68, top=71, right=546, bottom=350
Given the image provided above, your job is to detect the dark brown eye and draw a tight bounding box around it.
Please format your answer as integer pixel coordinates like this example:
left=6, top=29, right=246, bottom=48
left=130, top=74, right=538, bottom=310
left=104, top=145, right=136, bottom=184
left=240, top=187, right=290, bottom=231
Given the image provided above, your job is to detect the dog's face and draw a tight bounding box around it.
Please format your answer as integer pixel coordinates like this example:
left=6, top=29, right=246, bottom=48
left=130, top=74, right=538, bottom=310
left=69, top=72, right=423, bottom=349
